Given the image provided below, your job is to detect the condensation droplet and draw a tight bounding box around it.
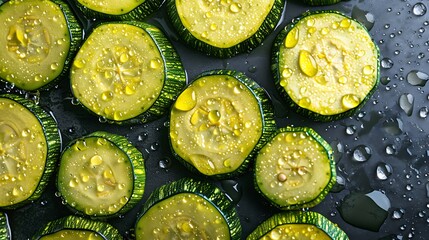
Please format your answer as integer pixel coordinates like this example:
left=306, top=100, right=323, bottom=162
left=352, top=145, right=372, bottom=162
left=407, top=70, right=428, bottom=86
left=412, top=2, right=427, bottom=16
left=385, top=144, right=397, bottom=155
left=381, top=58, right=394, bottom=69
left=376, top=162, right=393, bottom=180
left=398, top=93, right=414, bottom=116
left=419, top=107, right=429, bottom=118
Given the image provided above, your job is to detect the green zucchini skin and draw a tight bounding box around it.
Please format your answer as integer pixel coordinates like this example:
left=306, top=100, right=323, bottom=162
left=136, top=177, right=242, bottom=240
left=254, top=126, right=336, bottom=210
left=246, top=211, right=349, bottom=240
left=0, top=94, right=61, bottom=210
left=57, top=131, right=145, bottom=219
left=0, top=212, right=11, bottom=240
left=32, top=215, right=123, bottom=240
left=300, top=0, right=343, bottom=6
left=169, top=69, right=276, bottom=179
left=166, top=0, right=286, bottom=58
left=271, top=10, right=380, bottom=122
left=71, top=0, right=164, bottom=21
left=0, top=0, right=83, bottom=91
left=71, top=21, right=186, bottom=125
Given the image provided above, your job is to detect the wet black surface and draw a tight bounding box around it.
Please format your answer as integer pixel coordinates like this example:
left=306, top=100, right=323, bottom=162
left=2, top=0, right=429, bottom=239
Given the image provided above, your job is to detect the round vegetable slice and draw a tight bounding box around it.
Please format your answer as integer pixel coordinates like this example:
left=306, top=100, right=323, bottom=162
left=169, top=69, right=276, bottom=179
left=247, top=211, right=348, bottom=240
left=0, top=94, right=61, bottom=209
left=0, top=0, right=82, bottom=91
left=71, top=21, right=186, bottom=124
left=254, top=127, right=336, bottom=210
left=72, top=0, right=164, bottom=20
left=272, top=11, right=380, bottom=121
left=33, top=215, right=123, bottom=239
left=57, top=131, right=145, bottom=218
left=135, top=178, right=241, bottom=240
left=0, top=212, right=11, bottom=240
left=167, top=0, right=286, bottom=58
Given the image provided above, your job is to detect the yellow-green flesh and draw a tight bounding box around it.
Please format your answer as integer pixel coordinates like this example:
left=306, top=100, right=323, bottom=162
left=176, top=0, right=275, bottom=48
left=261, top=224, right=330, bottom=240
left=0, top=98, right=47, bottom=207
left=255, top=131, right=331, bottom=207
left=71, top=23, right=164, bottom=121
left=279, top=12, right=378, bottom=115
left=170, top=75, right=262, bottom=176
left=0, top=0, right=70, bottom=90
left=135, top=193, right=230, bottom=239
left=58, top=137, right=133, bottom=216
left=77, top=0, right=145, bottom=15
left=40, top=229, right=103, bottom=240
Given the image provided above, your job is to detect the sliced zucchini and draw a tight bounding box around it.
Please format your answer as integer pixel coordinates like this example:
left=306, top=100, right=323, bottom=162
left=247, top=211, right=348, bottom=240
left=57, top=131, right=145, bottom=218
left=0, top=0, right=82, bottom=91
left=254, top=126, right=336, bottom=210
left=169, top=69, right=276, bottom=179
left=0, top=212, right=11, bottom=240
left=0, top=94, right=61, bottom=209
left=33, top=215, right=123, bottom=239
left=272, top=11, right=380, bottom=121
left=71, top=21, right=186, bottom=124
left=72, top=0, right=164, bottom=20
left=300, top=0, right=342, bottom=6
left=167, top=0, right=286, bottom=58
left=135, top=178, right=241, bottom=240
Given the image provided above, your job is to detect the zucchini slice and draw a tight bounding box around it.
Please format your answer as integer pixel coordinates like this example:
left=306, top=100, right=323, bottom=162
left=254, top=127, right=336, bottom=210
left=135, top=178, right=242, bottom=240
left=72, top=0, right=164, bottom=20
left=0, top=212, right=11, bottom=240
left=167, top=0, right=286, bottom=58
left=300, top=0, right=343, bottom=6
left=0, top=0, right=82, bottom=91
left=57, top=131, right=145, bottom=218
left=272, top=11, right=380, bottom=121
left=0, top=94, right=61, bottom=209
left=247, top=211, right=348, bottom=240
left=71, top=21, right=186, bottom=124
left=169, top=69, right=276, bottom=179
left=33, top=215, right=123, bottom=239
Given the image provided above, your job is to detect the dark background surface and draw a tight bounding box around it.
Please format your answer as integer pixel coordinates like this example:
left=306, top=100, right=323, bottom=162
left=2, top=0, right=429, bottom=239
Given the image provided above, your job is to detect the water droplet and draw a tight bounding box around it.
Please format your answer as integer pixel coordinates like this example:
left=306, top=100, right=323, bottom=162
left=175, top=88, right=196, bottom=111
left=392, top=208, right=405, bottom=219
left=380, top=76, right=391, bottom=85
left=376, top=162, right=393, bottom=180
left=381, top=58, right=394, bottom=69
left=285, top=27, right=299, bottom=48
left=221, top=180, right=242, bottom=204
left=352, top=7, right=375, bottom=31
left=338, top=191, right=390, bottom=232
left=419, top=107, right=429, bottom=118
left=345, top=125, right=356, bottom=135
left=382, top=118, right=404, bottom=135
left=299, top=50, right=318, bottom=77
left=385, top=144, right=397, bottom=155
left=342, top=94, right=360, bottom=109
left=398, top=93, right=414, bottom=116
left=352, top=145, right=372, bottom=162
left=407, top=70, right=428, bottom=86
left=426, top=182, right=429, bottom=197
left=150, top=142, right=159, bottom=151
left=412, top=2, right=427, bottom=16
left=159, top=158, right=172, bottom=169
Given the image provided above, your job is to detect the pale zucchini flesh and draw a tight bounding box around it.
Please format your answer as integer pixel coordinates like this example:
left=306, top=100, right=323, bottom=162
left=170, top=74, right=263, bottom=176
left=176, top=0, right=275, bottom=48
left=255, top=127, right=335, bottom=209
left=39, top=229, right=104, bottom=240
left=0, top=0, right=72, bottom=90
left=77, top=0, right=146, bottom=15
left=136, top=193, right=230, bottom=239
left=58, top=136, right=134, bottom=216
left=71, top=23, right=165, bottom=122
left=260, top=224, right=331, bottom=239
left=0, top=97, right=48, bottom=207
left=274, top=11, right=379, bottom=120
